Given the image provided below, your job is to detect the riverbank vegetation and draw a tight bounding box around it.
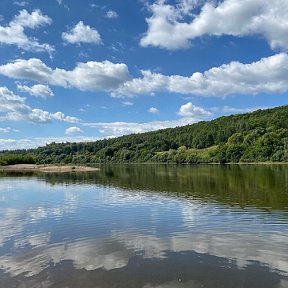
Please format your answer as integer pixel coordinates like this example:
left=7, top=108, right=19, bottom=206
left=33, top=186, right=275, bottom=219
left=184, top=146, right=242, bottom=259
left=1, top=105, right=287, bottom=165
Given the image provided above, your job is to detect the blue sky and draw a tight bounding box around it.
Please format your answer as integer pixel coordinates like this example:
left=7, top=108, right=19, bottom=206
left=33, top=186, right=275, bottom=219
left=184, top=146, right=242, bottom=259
left=0, top=0, right=287, bottom=150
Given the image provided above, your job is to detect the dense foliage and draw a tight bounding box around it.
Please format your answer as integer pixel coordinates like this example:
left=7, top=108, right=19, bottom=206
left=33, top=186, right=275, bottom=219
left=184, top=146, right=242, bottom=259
left=0, top=154, right=36, bottom=166
left=1, top=105, right=288, bottom=165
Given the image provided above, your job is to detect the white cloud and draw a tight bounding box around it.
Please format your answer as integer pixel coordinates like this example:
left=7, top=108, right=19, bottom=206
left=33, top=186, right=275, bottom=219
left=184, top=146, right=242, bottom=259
left=0, top=59, right=54, bottom=83
left=13, top=1, right=29, bottom=6
left=65, top=126, right=83, bottom=135
left=0, top=87, right=79, bottom=124
left=52, top=112, right=79, bottom=123
left=28, top=109, right=79, bottom=124
left=0, top=138, right=32, bottom=150
left=0, top=86, right=30, bottom=116
left=113, top=53, right=288, bottom=97
left=84, top=118, right=198, bottom=137
left=178, top=102, right=211, bottom=117
left=12, top=9, right=51, bottom=29
left=17, top=84, right=54, bottom=98
left=63, top=61, right=130, bottom=91
left=28, top=109, right=51, bottom=123
left=0, top=127, right=9, bottom=133
left=1, top=54, right=288, bottom=98
left=208, top=105, right=270, bottom=117
left=122, top=101, right=134, bottom=106
left=221, top=105, right=268, bottom=114
left=148, top=107, right=160, bottom=114
left=140, top=0, right=288, bottom=51
left=56, top=0, right=70, bottom=11
left=90, top=4, right=98, bottom=9
left=0, top=58, right=131, bottom=93
left=0, top=127, right=19, bottom=133
left=112, top=70, right=166, bottom=97
left=0, top=9, right=54, bottom=53
left=62, top=21, right=102, bottom=45
left=105, top=10, right=118, bottom=19
left=0, top=136, right=100, bottom=150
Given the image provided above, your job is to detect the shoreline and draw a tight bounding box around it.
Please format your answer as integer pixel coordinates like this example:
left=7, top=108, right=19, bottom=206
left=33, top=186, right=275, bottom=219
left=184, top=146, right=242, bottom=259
left=0, top=164, right=99, bottom=173
left=97, top=162, right=288, bottom=165
left=0, top=162, right=287, bottom=173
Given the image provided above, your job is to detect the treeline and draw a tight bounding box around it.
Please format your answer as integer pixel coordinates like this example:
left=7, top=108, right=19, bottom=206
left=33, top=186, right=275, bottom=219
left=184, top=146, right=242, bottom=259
left=0, top=154, right=36, bottom=166
left=0, top=105, right=288, bottom=165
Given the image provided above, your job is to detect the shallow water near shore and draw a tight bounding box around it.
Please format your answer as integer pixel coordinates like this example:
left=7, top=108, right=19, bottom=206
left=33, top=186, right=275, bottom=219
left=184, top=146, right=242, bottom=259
left=0, top=164, right=288, bottom=288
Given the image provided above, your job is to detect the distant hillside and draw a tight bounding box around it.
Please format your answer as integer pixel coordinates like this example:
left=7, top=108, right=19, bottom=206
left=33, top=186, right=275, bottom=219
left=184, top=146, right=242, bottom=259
left=1, top=105, right=288, bottom=165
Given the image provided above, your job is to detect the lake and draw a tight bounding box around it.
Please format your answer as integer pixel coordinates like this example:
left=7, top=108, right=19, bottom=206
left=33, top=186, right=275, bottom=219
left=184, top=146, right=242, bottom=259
left=0, top=165, right=288, bottom=288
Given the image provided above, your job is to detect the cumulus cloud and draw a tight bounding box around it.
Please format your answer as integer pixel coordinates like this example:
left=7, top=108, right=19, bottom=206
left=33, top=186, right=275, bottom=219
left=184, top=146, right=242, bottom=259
left=17, top=84, right=54, bottom=98
left=0, top=87, right=79, bottom=124
left=1, top=54, right=288, bottom=97
left=112, top=70, right=166, bottom=97
left=113, top=53, right=288, bottom=97
left=105, top=10, right=118, bottom=19
left=0, top=9, right=54, bottom=53
left=28, top=110, right=79, bottom=124
left=65, top=126, right=83, bottom=135
left=178, top=102, right=211, bottom=117
left=148, top=107, right=160, bottom=114
left=0, top=86, right=30, bottom=116
left=0, top=58, right=131, bottom=93
left=52, top=112, right=79, bottom=123
left=141, top=0, right=288, bottom=50
left=28, top=108, right=51, bottom=123
left=62, top=21, right=102, bottom=45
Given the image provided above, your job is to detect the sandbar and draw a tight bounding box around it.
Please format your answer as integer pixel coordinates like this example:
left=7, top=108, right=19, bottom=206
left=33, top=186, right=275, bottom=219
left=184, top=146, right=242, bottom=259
left=0, top=164, right=99, bottom=173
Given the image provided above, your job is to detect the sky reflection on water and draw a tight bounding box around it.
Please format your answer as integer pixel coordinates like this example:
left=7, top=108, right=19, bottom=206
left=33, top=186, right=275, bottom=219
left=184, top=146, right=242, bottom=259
left=0, top=165, right=288, bottom=288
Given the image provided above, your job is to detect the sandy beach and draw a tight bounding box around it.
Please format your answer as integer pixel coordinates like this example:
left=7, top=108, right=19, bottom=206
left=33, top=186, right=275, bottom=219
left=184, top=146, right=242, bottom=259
left=0, top=164, right=99, bottom=173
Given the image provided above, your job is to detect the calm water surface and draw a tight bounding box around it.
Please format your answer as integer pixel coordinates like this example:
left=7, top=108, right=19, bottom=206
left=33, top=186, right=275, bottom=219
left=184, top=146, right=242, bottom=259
left=0, top=165, right=288, bottom=288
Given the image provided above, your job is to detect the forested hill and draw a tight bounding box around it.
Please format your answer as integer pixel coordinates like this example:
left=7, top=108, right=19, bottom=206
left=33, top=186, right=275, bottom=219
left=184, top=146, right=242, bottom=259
left=1, top=105, right=288, bottom=165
